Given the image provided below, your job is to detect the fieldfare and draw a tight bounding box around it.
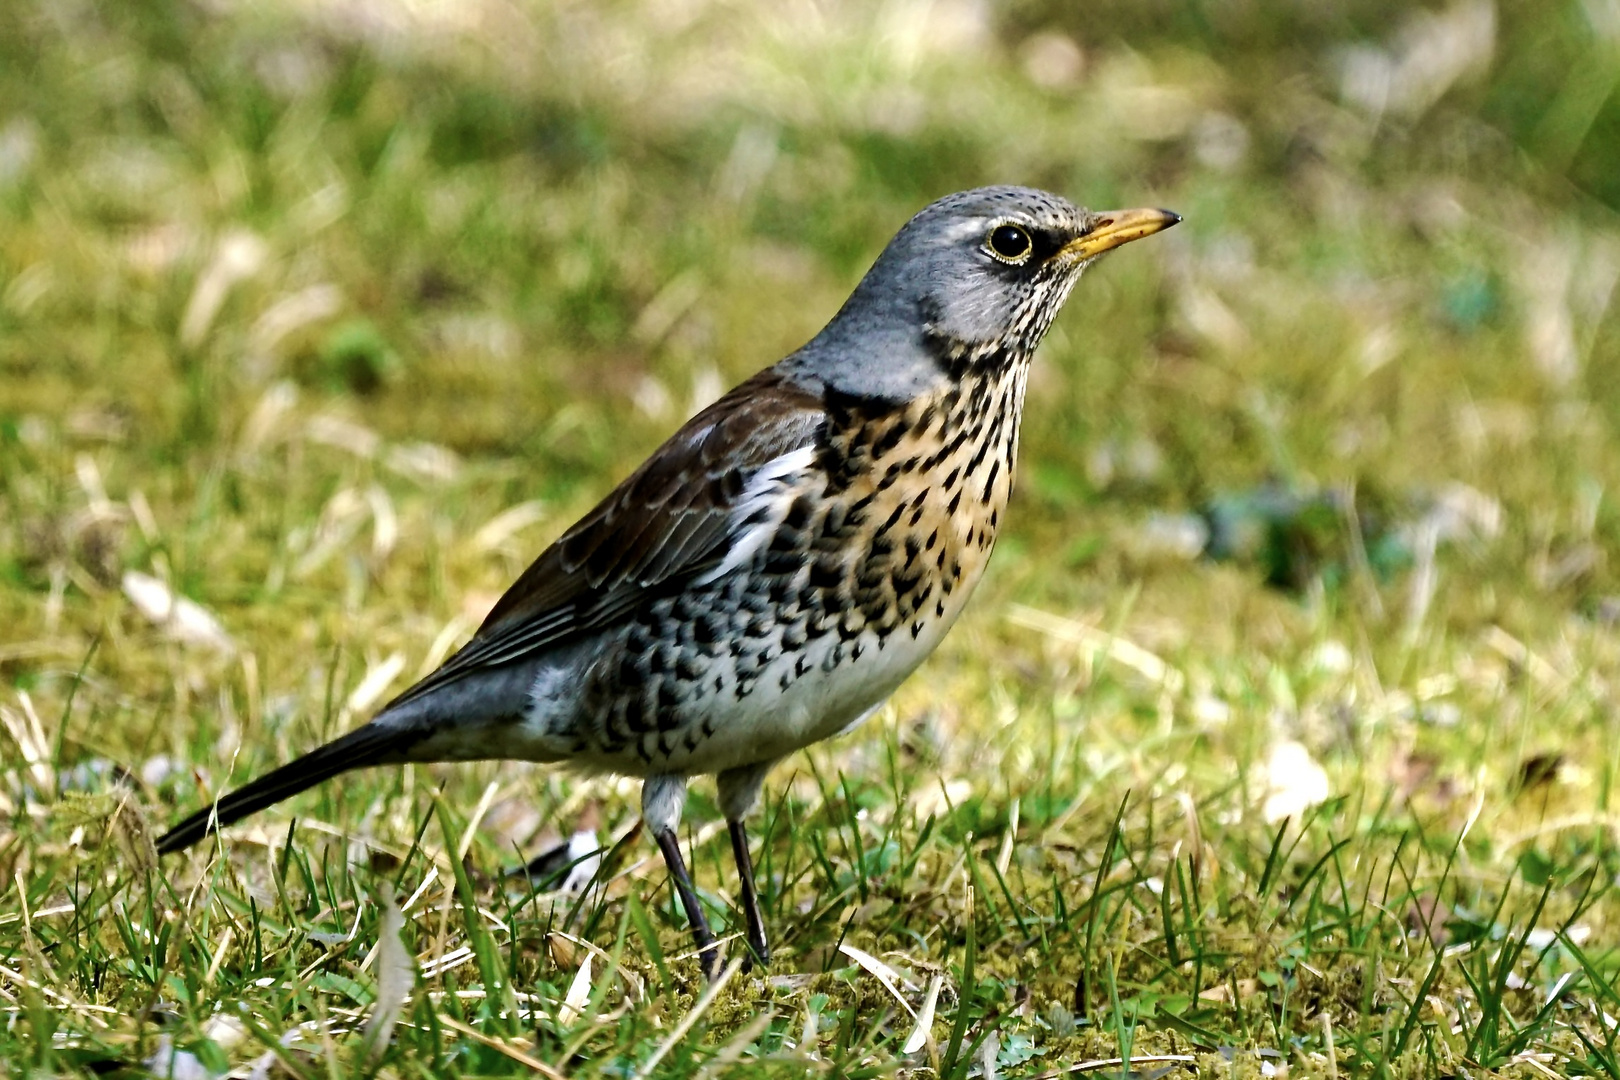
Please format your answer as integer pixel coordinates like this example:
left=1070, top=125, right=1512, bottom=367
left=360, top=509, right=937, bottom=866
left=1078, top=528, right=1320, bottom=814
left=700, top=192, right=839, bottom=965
left=157, top=186, right=1179, bottom=978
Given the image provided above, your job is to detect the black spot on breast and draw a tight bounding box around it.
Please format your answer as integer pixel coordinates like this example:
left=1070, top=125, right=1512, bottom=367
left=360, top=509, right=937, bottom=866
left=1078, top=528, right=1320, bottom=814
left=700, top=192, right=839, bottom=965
left=810, top=558, right=843, bottom=590
left=873, top=417, right=910, bottom=457
left=769, top=577, right=793, bottom=605
left=783, top=495, right=812, bottom=530
left=622, top=696, right=646, bottom=734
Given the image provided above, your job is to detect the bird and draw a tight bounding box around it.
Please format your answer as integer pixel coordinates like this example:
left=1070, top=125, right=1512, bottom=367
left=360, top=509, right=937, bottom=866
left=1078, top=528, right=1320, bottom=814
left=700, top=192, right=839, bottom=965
left=156, top=186, right=1179, bottom=978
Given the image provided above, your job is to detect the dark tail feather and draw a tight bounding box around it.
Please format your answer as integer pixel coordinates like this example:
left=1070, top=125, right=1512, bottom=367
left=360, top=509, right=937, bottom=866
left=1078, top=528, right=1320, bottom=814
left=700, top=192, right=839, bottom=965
left=156, top=722, right=410, bottom=855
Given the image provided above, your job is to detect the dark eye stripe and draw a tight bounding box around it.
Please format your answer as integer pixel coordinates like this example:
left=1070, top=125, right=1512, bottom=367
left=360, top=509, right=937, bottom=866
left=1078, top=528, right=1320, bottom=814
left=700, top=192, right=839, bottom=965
left=1027, top=227, right=1066, bottom=264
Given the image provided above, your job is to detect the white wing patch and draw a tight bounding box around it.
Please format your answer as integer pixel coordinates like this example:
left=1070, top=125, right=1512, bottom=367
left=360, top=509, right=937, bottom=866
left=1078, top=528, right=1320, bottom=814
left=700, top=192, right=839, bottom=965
left=693, top=444, right=816, bottom=586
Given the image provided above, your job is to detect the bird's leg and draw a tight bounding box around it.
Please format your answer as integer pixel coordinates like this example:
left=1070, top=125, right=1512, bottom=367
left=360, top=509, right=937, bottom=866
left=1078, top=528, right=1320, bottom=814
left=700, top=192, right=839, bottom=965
left=643, top=775, right=718, bottom=980
left=718, top=761, right=776, bottom=970
left=726, top=818, right=769, bottom=968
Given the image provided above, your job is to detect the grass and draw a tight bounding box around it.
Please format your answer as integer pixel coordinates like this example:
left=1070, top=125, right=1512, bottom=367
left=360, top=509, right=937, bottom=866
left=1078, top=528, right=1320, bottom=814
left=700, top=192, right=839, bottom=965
left=3, top=0, right=1620, bottom=1075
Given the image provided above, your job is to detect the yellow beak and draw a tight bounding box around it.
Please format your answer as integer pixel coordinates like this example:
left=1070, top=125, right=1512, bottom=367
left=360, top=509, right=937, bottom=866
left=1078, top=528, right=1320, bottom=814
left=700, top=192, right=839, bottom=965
left=1059, top=207, right=1181, bottom=261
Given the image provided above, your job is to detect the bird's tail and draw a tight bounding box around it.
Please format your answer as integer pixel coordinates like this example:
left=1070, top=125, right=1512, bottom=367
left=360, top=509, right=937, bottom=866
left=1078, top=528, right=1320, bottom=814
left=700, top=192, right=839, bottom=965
left=155, top=721, right=413, bottom=855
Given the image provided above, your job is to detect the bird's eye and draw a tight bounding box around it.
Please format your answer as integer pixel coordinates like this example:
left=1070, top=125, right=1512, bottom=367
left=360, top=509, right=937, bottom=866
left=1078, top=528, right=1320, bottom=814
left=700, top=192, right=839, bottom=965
left=987, top=224, right=1032, bottom=262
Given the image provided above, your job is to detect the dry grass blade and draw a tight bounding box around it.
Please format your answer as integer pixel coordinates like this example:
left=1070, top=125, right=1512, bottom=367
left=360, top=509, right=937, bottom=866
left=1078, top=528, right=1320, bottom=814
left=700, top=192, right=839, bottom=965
left=557, top=951, right=593, bottom=1026
left=1006, top=604, right=1184, bottom=693
left=360, top=894, right=414, bottom=1066
left=903, top=973, right=944, bottom=1055
left=838, top=943, right=919, bottom=1018
left=0, top=695, right=54, bottom=796
left=694, top=1008, right=777, bottom=1078
left=435, top=1014, right=568, bottom=1078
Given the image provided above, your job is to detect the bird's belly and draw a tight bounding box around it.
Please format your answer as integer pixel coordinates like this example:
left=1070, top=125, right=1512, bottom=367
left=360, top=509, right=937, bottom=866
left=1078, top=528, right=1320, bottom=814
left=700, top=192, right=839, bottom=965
left=669, top=612, right=959, bottom=774
left=563, top=552, right=990, bottom=778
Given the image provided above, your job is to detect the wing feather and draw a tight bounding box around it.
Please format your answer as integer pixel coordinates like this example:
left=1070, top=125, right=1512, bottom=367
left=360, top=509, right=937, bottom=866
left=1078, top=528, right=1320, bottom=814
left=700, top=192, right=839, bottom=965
left=382, top=369, right=824, bottom=711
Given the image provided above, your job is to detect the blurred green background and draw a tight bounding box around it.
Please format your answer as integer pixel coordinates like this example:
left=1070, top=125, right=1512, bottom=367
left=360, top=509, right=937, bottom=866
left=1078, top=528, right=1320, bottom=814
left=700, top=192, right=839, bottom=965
left=4, top=0, right=1620, bottom=1072
left=4, top=0, right=1618, bottom=695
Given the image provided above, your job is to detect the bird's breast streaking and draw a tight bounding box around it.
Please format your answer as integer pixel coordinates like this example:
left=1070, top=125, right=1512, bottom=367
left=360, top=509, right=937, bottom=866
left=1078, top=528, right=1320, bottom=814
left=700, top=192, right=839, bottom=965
left=563, top=360, right=1030, bottom=776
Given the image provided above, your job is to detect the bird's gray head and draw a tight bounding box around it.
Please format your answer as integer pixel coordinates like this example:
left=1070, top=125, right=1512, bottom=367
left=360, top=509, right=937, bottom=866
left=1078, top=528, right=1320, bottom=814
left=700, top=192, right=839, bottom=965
left=788, top=186, right=1179, bottom=401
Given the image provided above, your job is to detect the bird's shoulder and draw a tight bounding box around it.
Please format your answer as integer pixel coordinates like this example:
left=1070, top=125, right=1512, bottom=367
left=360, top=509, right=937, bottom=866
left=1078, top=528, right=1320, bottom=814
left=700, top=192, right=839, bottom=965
left=485, top=366, right=828, bottom=625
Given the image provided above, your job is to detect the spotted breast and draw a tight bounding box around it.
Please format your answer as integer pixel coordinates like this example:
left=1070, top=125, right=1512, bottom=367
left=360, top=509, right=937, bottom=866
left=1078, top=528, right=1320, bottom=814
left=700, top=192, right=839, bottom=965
left=568, top=356, right=1031, bottom=777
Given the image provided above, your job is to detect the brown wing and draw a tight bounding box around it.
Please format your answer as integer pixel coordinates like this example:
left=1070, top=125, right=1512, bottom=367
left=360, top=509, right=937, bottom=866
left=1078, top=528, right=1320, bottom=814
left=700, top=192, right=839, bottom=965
left=382, top=368, right=826, bottom=711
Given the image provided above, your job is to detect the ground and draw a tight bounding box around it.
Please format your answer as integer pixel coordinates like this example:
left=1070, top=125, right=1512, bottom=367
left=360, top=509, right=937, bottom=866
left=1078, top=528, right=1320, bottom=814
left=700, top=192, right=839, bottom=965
left=3, top=0, right=1620, bottom=1076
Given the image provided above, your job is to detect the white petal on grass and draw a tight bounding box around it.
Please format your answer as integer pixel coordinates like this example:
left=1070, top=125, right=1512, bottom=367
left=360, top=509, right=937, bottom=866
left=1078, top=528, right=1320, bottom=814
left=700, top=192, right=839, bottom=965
left=558, top=952, right=593, bottom=1026
left=361, top=895, right=414, bottom=1065
left=838, top=944, right=917, bottom=1019
left=1257, top=740, right=1330, bottom=824
left=903, top=973, right=943, bottom=1054
left=122, top=571, right=235, bottom=653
